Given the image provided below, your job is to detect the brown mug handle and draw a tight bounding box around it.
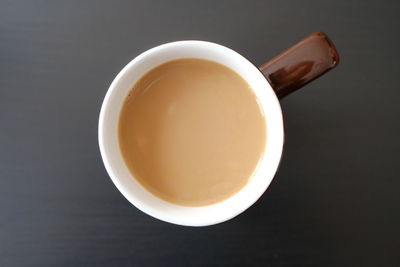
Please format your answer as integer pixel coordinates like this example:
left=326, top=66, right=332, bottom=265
left=259, top=32, right=339, bottom=99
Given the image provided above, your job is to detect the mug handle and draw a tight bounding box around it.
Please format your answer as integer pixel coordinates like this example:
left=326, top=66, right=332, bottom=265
left=259, top=32, right=339, bottom=99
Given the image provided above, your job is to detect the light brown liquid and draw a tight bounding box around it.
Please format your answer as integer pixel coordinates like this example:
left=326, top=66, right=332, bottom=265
left=119, top=58, right=266, bottom=206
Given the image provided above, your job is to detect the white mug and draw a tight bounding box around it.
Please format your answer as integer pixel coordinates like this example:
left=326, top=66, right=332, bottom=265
left=98, top=32, right=339, bottom=226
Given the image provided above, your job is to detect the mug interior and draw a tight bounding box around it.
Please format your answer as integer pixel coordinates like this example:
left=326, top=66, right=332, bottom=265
left=98, top=41, right=284, bottom=226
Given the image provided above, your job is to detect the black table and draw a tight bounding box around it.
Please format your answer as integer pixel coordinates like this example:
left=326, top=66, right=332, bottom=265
left=1, top=1, right=399, bottom=266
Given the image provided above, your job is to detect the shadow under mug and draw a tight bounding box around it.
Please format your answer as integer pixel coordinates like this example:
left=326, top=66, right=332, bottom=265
left=99, top=32, right=339, bottom=226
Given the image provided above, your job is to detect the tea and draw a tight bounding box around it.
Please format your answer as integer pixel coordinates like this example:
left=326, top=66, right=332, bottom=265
left=119, top=58, right=266, bottom=206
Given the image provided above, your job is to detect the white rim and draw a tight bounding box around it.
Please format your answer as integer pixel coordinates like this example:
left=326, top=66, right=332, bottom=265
left=98, top=41, right=284, bottom=226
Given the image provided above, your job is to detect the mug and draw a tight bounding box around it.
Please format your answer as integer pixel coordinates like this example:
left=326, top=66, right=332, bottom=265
left=99, top=32, right=339, bottom=226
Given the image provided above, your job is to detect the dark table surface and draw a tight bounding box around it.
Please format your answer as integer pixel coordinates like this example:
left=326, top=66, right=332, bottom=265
left=1, top=0, right=399, bottom=266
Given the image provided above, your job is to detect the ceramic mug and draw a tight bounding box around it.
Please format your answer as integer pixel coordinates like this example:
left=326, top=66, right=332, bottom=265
left=99, top=32, right=339, bottom=226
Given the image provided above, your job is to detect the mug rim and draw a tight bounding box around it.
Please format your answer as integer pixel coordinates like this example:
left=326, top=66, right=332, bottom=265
left=98, top=40, right=284, bottom=226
